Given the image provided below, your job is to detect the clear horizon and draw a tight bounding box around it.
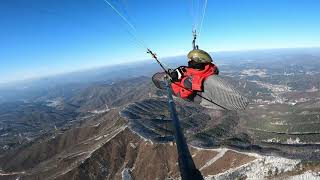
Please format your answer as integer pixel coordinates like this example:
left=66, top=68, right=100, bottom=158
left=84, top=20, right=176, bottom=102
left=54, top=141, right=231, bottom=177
left=1, top=0, right=320, bottom=83
left=1, top=46, right=319, bottom=86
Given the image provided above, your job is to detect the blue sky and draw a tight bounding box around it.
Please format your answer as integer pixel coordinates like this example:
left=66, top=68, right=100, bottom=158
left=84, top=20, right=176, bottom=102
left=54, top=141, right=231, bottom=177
left=1, top=0, right=320, bottom=83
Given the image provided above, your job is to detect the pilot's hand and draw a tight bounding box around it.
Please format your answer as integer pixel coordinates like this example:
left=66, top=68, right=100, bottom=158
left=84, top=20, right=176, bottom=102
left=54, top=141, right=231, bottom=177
left=168, top=68, right=183, bottom=82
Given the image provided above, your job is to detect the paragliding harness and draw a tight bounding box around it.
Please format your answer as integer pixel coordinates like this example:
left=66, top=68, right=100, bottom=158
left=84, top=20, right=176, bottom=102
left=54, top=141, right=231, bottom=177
left=171, top=64, right=217, bottom=99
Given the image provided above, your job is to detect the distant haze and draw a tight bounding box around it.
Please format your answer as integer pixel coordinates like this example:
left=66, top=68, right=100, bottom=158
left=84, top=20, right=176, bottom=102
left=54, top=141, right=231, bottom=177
left=0, top=47, right=319, bottom=89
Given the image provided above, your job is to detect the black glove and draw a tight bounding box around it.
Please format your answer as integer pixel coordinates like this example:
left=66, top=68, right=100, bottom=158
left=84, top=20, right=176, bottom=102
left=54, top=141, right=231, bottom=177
left=168, top=69, right=179, bottom=82
left=168, top=68, right=184, bottom=82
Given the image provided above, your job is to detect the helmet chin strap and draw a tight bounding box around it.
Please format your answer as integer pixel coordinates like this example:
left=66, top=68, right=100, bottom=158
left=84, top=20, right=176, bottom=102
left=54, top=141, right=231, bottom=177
left=192, top=30, right=199, bottom=50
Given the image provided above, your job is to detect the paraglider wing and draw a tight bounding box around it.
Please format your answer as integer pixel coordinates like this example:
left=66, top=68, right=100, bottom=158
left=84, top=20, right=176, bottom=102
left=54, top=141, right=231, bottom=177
left=200, top=75, right=249, bottom=110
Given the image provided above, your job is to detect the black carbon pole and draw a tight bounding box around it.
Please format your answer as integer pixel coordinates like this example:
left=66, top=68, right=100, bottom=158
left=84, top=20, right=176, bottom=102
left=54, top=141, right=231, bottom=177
left=164, top=76, right=203, bottom=180
left=147, top=49, right=169, bottom=74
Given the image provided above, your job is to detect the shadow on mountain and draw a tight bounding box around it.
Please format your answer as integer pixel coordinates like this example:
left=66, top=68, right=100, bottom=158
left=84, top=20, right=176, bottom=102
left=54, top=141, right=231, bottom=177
left=121, top=97, right=320, bottom=160
left=121, top=98, right=253, bottom=148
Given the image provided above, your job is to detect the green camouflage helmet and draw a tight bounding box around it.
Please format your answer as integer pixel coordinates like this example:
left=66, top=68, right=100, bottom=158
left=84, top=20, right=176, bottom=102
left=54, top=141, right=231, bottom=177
left=187, top=49, right=213, bottom=63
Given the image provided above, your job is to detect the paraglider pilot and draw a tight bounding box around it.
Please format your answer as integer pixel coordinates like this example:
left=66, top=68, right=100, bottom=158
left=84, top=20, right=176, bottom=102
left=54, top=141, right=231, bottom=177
left=152, top=49, right=248, bottom=110
left=168, top=49, right=219, bottom=100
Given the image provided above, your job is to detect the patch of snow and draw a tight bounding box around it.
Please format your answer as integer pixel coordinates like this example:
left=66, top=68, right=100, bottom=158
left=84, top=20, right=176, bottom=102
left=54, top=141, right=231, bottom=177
left=122, top=168, right=132, bottom=180
left=2, top=145, right=9, bottom=150
left=89, top=105, right=110, bottom=114
left=270, top=121, right=288, bottom=125
left=210, top=154, right=300, bottom=180
left=46, top=99, right=63, bottom=107
left=0, top=133, right=8, bottom=137
left=129, top=143, right=136, bottom=149
left=288, top=101, right=297, bottom=106
left=92, top=123, right=101, bottom=127
left=190, top=146, right=221, bottom=152
left=192, top=150, right=199, bottom=158
left=95, top=136, right=103, bottom=141
left=189, top=147, right=302, bottom=180
left=288, top=171, right=320, bottom=180
left=286, top=137, right=301, bottom=144
left=200, top=148, right=228, bottom=170
left=128, top=128, right=154, bottom=145
left=263, top=138, right=281, bottom=143
left=0, top=171, right=26, bottom=176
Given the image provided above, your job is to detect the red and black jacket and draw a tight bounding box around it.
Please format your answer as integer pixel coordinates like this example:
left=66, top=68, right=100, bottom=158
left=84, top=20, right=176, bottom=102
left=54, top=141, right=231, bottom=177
left=171, top=63, right=219, bottom=99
